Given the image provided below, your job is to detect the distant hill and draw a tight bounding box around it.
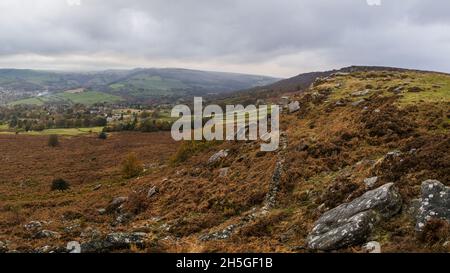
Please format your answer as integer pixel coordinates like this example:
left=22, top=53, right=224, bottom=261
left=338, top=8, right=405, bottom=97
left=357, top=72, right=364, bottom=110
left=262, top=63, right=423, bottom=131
left=214, top=66, right=448, bottom=105
left=0, top=68, right=280, bottom=105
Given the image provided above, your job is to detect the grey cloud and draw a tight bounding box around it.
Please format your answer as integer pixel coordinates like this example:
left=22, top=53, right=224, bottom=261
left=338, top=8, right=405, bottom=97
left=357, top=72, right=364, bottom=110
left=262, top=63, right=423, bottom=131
left=0, top=0, right=449, bottom=77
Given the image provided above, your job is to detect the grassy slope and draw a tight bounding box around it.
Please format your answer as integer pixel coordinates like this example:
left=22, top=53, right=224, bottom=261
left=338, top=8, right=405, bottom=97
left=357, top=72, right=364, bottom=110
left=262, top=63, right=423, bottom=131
left=9, top=91, right=123, bottom=106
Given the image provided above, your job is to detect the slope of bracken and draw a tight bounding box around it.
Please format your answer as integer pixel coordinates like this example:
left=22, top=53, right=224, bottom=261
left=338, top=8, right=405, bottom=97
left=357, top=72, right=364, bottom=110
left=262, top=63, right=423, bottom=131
left=0, top=68, right=449, bottom=253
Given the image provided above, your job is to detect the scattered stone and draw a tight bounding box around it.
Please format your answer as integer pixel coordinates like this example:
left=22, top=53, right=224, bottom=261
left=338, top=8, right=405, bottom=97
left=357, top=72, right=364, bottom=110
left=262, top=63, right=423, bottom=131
left=81, top=232, right=147, bottom=253
left=80, top=227, right=102, bottom=240
left=208, top=150, right=229, bottom=165
left=335, top=100, right=346, bottom=107
left=351, top=99, right=366, bottom=107
left=147, top=186, right=159, bottom=199
left=0, top=241, right=7, bottom=253
left=93, top=184, right=102, bottom=191
left=113, top=213, right=133, bottom=226
left=288, top=101, right=300, bottom=113
left=105, top=196, right=128, bottom=214
left=351, top=89, right=371, bottom=97
left=415, top=180, right=450, bottom=231
left=363, top=241, right=381, bottom=253
left=407, top=86, right=424, bottom=93
left=219, top=167, right=229, bottom=178
left=388, top=86, right=404, bottom=94
left=363, top=176, right=378, bottom=189
left=33, top=230, right=60, bottom=239
left=67, top=241, right=81, bottom=253
left=24, top=221, right=43, bottom=231
left=307, top=183, right=402, bottom=250
left=97, top=208, right=106, bottom=215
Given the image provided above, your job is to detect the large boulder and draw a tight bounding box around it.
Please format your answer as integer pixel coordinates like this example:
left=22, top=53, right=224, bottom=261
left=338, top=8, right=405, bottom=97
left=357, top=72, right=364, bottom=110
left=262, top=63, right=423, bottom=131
left=80, top=232, right=147, bottom=253
left=288, top=101, right=300, bottom=113
left=307, top=183, right=402, bottom=250
left=416, top=180, right=450, bottom=231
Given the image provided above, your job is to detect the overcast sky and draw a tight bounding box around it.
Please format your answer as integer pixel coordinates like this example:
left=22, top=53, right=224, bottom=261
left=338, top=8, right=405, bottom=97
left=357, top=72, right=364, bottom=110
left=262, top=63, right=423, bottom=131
left=0, top=0, right=449, bottom=77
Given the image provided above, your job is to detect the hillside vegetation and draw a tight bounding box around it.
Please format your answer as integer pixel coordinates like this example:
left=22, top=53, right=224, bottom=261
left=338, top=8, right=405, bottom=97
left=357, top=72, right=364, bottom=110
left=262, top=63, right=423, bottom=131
left=0, top=68, right=448, bottom=253
left=1, top=68, right=279, bottom=105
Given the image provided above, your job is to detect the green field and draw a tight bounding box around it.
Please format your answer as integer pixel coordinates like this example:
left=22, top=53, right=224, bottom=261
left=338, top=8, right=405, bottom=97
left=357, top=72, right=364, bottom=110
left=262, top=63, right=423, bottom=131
left=9, top=91, right=123, bottom=106
left=0, top=127, right=104, bottom=136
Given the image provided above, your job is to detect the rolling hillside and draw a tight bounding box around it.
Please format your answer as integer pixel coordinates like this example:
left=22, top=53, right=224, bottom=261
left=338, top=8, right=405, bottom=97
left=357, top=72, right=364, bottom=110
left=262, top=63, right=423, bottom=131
left=1, top=68, right=279, bottom=105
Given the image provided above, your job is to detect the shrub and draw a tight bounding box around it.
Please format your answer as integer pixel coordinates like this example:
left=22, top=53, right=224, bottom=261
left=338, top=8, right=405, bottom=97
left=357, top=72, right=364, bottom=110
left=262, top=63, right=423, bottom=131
left=48, top=134, right=59, bottom=147
left=121, top=152, right=144, bottom=178
left=98, top=132, right=108, bottom=139
left=51, top=178, right=70, bottom=191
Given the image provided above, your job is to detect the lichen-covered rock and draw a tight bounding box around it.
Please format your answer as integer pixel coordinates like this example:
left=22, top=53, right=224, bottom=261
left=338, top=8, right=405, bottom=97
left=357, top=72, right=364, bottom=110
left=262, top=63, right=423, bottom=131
left=80, top=232, right=147, bottom=253
left=288, top=101, right=300, bottom=113
left=105, top=196, right=128, bottom=214
left=416, top=180, right=450, bottom=231
left=208, top=150, right=228, bottom=165
left=307, top=183, right=402, bottom=250
left=363, top=241, right=381, bottom=253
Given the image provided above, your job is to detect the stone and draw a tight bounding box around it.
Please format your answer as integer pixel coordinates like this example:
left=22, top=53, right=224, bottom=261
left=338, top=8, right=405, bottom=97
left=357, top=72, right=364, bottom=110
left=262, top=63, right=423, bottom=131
left=93, top=184, right=102, bottom=191
left=351, top=99, right=366, bottom=107
left=415, top=180, right=450, bottom=231
left=408, top=86, right=424, bottom=93
left=24, top=221, right=43, bottom=231
left=363, top=241, right=381, bottom=253
left=288, top=101, right=300, bottom=113
left=81, top=232, right=147, bottom=253
left=208, top=150, right=228, bottom=165
left=219, top=168, right=229, bottom=178
left=33, top=230, right=60, bottom=239
left=364, top=176, right=378, bottom=189
left=0, top=241, right=7, bottom=253
left=105, top=196, right=128, bottom=214
left=307, top=183, right=402, bottom=250
left=351, top=89, right=371, bottom=97
left=147, top=186, right=158, bottom=198
left=67, top=241, right=81, bottom=253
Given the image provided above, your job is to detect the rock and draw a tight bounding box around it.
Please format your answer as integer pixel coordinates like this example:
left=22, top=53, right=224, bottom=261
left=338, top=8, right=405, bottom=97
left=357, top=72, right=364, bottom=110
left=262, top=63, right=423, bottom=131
left=105, top=196, right=128, bottom=214
left=0, top=241, right=7, bottom=253
left=24, top=221, right=43, bottom=231
left=364, top=176, right=378, bottom=189
left=93, top=184, right=102, bottom=191
left=113, top=213, right=133, bottom=226
left=351, top=99, right=366, bottom=107
left=81, top=232, right=147, bottom=253
left=208, top=150, right=229, bottom=165
left=415, top=180, right=450, bottom=231
left=67, top=241, right=81, bottom=253
left=307, top=183, right=402, bottom=250
left=97, top=208, right=106, bottom=215
left=335, top=100, right=346, bottom=106
left=388, top=86, right=404, bottom=94
left=288, top=101, right=300, bottom=113
left=219, top=167, right=229, bottom=178
left=363, top=241, right=381, bottom=253
left=407, top=86, right=424, bottom=93
left=147, top=186, right=159, bottom=199
left=80, top=227, right=102, bottom=240
left=351, top=89, right=371, bottom=97
left=33, top=230, right=60, bottom=239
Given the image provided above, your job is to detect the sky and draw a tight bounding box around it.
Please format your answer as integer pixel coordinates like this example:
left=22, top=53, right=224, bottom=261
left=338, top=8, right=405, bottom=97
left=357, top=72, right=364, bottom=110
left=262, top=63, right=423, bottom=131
left=0, top=0, right=449, bottom=78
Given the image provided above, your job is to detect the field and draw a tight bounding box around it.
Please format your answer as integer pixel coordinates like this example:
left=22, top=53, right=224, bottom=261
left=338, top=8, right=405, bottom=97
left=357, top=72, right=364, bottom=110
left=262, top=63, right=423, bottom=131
left=0, top=132, right=182, bottom=250
left=0, top=126, right=104, bottom=136
left=9, top=91, right=123, bottom=106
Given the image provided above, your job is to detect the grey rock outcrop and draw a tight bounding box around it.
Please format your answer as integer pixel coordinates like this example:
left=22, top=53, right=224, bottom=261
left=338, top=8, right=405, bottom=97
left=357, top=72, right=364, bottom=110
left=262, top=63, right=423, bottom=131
left=307, top=183, right=402, bottom=250
left=81, top=232, right=147, bottom=253
left=208, top=150, right=228, bottom=165
left=415, top=180, right=450, bottom=231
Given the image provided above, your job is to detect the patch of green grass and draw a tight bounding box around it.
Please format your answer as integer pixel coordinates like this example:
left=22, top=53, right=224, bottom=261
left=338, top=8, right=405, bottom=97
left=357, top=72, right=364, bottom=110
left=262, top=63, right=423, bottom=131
left=0, top=127, right=104, bottom=136
left=9, top=91, right=123, bottom=106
